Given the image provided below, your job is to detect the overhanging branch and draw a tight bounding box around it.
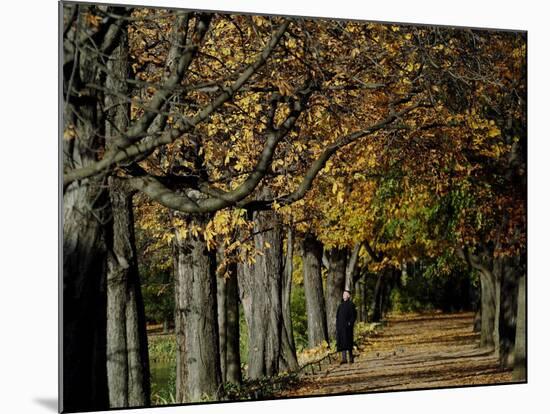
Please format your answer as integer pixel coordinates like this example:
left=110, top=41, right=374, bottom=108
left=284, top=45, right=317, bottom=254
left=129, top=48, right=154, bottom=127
left=64, top=19, right=291, bottom=188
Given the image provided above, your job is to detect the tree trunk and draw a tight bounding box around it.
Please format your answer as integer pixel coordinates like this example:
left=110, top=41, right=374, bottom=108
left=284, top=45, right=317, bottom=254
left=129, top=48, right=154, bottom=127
left=325, top=247, right=347, bottom=341
left=106, top=180, right=151, bottom=407
left=225, top=263, right=243, bottom=384
left=512, top=272, right=526, bottom=381
left=371, top=270, right=384, bottom=322
left=237, top=209, right=286, bottom=378
left=359, top=276, right=367, bottom=322
left=217, top=248, right=242, bottom=385
left=345, top=244, right=361, bottom=291
left=217, top=263, right=228, bottom=383
left=497, top=256, right=520, bottom=368
left=280, top=227, right=299, bottom=371
left=174, top=215, right=222, bottom=402
left=63, top=178, right=109, bottom=412
left=62, top=7, right=110, bottom=408
left=302, top=233, right=328, bottom=348
left=478, top=269, right=497, bottom=349
left=104, top=25, right=150, bottom=408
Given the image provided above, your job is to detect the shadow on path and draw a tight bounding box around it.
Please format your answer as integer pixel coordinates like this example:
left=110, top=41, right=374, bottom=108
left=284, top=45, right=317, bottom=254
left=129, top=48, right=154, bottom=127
left=281, top=312, right=513, bottom=397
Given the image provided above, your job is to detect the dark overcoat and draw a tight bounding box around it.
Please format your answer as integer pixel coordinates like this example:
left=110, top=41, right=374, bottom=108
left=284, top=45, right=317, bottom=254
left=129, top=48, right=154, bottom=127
left=336, top=299, right=357, bottom=351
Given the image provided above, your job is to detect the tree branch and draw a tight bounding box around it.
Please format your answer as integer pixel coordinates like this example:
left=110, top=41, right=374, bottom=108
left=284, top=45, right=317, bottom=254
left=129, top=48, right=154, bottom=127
left=63, top=19, right=291, bottom=188
left=126, top=79, right=314, bottom=213
left=242, top=100, right=425, bottom=211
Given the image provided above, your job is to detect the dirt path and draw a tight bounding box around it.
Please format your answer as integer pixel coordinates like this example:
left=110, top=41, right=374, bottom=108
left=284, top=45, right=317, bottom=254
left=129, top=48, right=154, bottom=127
left=281, top=312, right=514, bottom=397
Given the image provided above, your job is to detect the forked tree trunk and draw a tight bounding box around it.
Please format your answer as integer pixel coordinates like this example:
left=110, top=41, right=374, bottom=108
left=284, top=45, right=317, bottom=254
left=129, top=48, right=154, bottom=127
left=174, top=215, right=222, bottom=402
left=325, top=248, right=347, bottom=341
left=302, top=234, right=328, bottom=348
left=238, top=209, right=291, bottom=378
left=106, top=180, right=151, bottom=407
left=512, top=273, right=526, bottom=381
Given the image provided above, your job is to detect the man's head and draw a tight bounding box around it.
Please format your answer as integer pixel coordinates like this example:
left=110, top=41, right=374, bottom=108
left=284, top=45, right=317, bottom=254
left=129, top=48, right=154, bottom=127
left=343, top=290, right=351, bottom=301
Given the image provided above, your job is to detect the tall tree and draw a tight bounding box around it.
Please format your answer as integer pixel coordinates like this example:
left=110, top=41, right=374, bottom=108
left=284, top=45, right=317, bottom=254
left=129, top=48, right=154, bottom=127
left=62, top=4, right=122, bottom=410
left=103, top=18, right=151, bottom=408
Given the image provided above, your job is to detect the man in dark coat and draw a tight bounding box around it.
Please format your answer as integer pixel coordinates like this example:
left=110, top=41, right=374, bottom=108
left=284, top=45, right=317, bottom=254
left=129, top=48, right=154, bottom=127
left=336, top=289, right=357, bottom=364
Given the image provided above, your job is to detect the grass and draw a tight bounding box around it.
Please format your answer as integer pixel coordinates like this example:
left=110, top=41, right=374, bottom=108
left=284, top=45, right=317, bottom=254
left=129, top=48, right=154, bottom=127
left=148, top=334, right=176, bottom=405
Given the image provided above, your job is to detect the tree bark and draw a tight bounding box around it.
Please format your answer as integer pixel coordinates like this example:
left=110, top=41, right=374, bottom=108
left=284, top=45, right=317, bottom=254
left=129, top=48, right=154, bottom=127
left=325, top=248, right=347, bottom=341
left=237, top=209, right=287, bottom=378
left=478, top=268, right=497, bottom=349
left=63, top=178, right=109, bottom=412
left=174, top=215, right=222, bottom=402
left=62, top=6, right=110, bottom=410
left=358, top=276, right=367, bottom=322
left=217, top=249, right=242, bottom=385
left=512, top=272, right=526, bottom=381
left=225, top=263, right=243, bottom=384
left=497, top=256, right=520, bottom=368
left=460, top=247, right=499, bottom=350
left=302, top=234, right=328, bottom=347
left=281, top=227, right=299, bottom=371
left=345, top=244, right=361, bottom=291
left=371, top=270, right=385, bottom=322
left=106, top=180, right=151, bottom=408
left=104, top=24, right=150, bottom=408
left=217, top=261, right=228, bottom=383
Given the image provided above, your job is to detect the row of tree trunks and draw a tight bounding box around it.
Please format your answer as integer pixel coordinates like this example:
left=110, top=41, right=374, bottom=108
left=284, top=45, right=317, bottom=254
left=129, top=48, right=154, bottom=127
left=173, top=215, right=222, bottom=402
left=464, top=246, right=526, bottom=379
left=302, top=234, right=329, bottom=347
left=173, top=207, right=300, bottom=400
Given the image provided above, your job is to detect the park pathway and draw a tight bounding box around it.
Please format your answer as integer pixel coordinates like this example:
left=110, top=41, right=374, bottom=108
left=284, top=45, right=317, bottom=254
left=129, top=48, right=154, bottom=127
left=281, top=312, right=514, bottom=397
